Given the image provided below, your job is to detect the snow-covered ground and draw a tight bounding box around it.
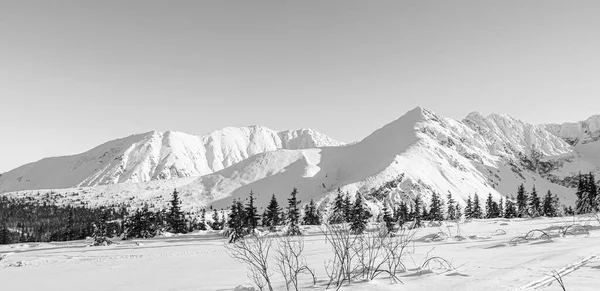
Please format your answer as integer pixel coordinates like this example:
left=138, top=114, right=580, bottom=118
left=2, top=216, right=599, bottom=291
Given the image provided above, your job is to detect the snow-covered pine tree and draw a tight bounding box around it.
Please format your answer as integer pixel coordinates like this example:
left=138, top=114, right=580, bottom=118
left=498, top=197, right=504, bottom=218
left=472, top=193, right=482, bottom=219
left=516, top=184, right=528, bottom=217
left=455, top=203, right=462, bottom=220
left=413, top=194, right=422, bottom=227
left=167, top=189, right=187, bottom=234
left=328, top=189, right=345, bottom=224
left=504, top=197, right=517, bottom=219
left=465, top=195, right=473, bottom=219
left=245, top=190, right=259, bottom=231
left=263, top=194, right=282, bottom=230
left=286, top=188, right=302, bottom=236
left=485, top=193, right=500, bottom=218
left=446, top=191, right=457, bottom=220
left=529, top=185, right=541, bottom=217
left=350, top=194, right=369, bottom=234
left=542, top=190, right=557, bottom=217
left=302, top=199, right=321, bottom=225
left=343, top=193, right=352, bottom=223
left=429, top=191, right=444, bottom=221
left=211, top=208, right=224, bottom=230
left=588, top=173, right=598, bottom=212
left=227, top=199, right=246, bottom=242
left=381, top=204, right=394, bottom=233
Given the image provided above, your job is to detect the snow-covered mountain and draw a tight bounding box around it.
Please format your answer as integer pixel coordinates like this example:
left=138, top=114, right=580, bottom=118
left=0, top=126, right=344, bottom=192
left=2, top=107, right=598, bottom=211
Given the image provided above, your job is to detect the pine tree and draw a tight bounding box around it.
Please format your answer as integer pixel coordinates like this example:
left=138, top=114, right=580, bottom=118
left=211, top=209, right=223, bottom=230
left=198, top=209, right=207, bottom=230
left=429, top=191, right=444, bottom=221
left=286, top=188, right=302, bottom=236
left=575, top=173, right=585, bottom=213
left=329, top=189, right=345, bottom=224
left=465, top=195, right=473, bottom=219
left=529, top=185, right=541, bottom=217
left=446, top=191, right=457, bottom=220
left=302, top=199, right=321, bottom=225
left=455, top=203, right=462, bottom=220
left=264, top=194, right=282, bottom=230
left=381, top=204, right=394, bottom=233
left=395, top=201, right=409, bottom=227
left=542, top=190, right=557, bottom=217
left=167, top=189, right=186, bottom=233
left=516, top=184, right=528, bottom=217
left=504, top=197, right=517, bottom=219
left=412, top=195, right=422, bottom=227
left=472, top=193, right=482, bottom=219
left=498, top=197, right=504, bottom=218
left=343, top=193, right=352, bottom=223
left=245, top=190, right=259, bottom=231
left=485, top=194, right=500, bottom=218
left=66, top=208, right=74, bottom=241
left=350, top=194, right=368, bottom=234
left=227, top=200, right=246, bottom=242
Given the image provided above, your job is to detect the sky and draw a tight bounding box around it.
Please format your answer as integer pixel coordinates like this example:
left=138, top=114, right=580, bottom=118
left=1, top=0, right=600, bottom=173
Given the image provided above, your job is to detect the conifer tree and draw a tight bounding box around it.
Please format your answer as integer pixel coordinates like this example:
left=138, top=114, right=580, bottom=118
left=381, top=204, right=394, bottom=233
left=167, top=189, right=186, bottom=233
left=472, top=193, right=482, bottom=219
left=498, top=197, right=504, bottom=218
left=329, top=189, right=345, bottom=224
left=286, top=188, right=302, bottom=236
left=227, top=200, right=246, bottom=242
left=446, top=191, right=457, bottom=220
left=529, top=185, right=541, bottom=217
left=455, top=203, right=462, bottom=220
left=485, top=194, right=500, bottom=218
left=245, top=190, right=259, bottom=231
left=542, top=190, right=557, bottom=217
left=465, top=195, right=473, bottom=219
left=504, top=197, right=517, bottom=219
left=429, top=191, right=444, bottom=221
left=66, top=208, right=74, bottom=241
left=395, top=201, right=409, bottom=227
left=211, top=209, right=224, bottom=230
left=343, top=193, right=352, bottom=223
left=412, top=194, right=422, bottom=227
left=350, top=194, right=369, bottom=234
left=263, top=194, right=282, bottom=230
left=198, top=209, right=207, bottom=230
left=516, top=184, right=528, bottom=217
left=302, top=199, right=321, bottom=225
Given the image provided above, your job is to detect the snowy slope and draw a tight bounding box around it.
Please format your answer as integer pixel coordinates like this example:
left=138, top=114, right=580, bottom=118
left=0, top=126, right=344, bottom=193
left=4, top=107, right=586, bottom=212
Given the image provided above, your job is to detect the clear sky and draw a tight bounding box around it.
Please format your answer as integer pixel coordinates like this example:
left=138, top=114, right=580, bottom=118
left=2, top=0, right=600, bottom=173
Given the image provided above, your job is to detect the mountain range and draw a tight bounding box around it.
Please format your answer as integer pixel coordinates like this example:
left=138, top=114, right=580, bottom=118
left=1, top=107, right=599, bottom=211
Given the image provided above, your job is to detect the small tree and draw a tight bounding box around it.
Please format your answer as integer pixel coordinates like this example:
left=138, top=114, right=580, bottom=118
left=529, top=185, right=541, bottom=217
left=504, top=197, right=518, bottom=219
left=343, top=193, right=352, bottom=223
left=485, top=194, right=500, bottom=218
left=412, top=194, right=423, bottom=228
left=465, top=195, right=473, bottom=219
left=167, top=189, right=187, bottom=234
left=350, top=194, right=369, bottom=234
left=329, top=189, right=345, bottom=224
left=228, top=199, right=246, bottom=242
left=246, top=190, right=259, bottom=232
left=516, top=184, right=528, bottom=217
left=381, top=204, right=394, bottom=233
left=0, top=224, right=10, bottom=245
left=302, top=199, right=321, bottom=225
left=211, top=209, right=224, bottom=230
left=446, top=191, right=458, bottom=220
left=395, top=201, right=409, bottom=227
left=286, top=188, right=302, bottom=236
left=472, top=193, right=482, bottom=219
left=429, top=191, right=444, bottom=221
left=542, top=190, right=558, bottom=217
left=264, top=194, right=282, bottom=230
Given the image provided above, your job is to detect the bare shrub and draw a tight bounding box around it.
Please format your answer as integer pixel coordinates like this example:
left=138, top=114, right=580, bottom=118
left=274, top=236, right=316, bottom=291
left=321, top=223, right=415, bottom=288
left=224, top=233, right=275, bottom=291
left=320, top=223, right=361, bottom=289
